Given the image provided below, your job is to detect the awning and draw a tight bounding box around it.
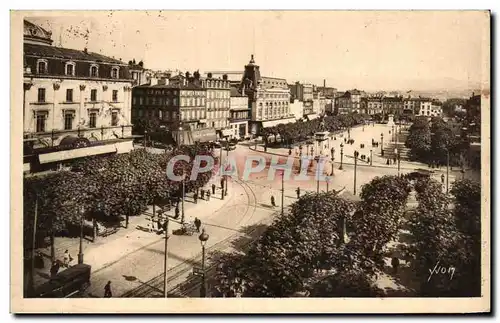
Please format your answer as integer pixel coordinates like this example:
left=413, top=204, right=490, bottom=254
left=261, top=118, right=296, bottom=128
left=38, top=144, right=118, bottom=164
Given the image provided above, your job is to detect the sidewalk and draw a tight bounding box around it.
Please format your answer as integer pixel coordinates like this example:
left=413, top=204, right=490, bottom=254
left=31, top=177, right=234, bottom=290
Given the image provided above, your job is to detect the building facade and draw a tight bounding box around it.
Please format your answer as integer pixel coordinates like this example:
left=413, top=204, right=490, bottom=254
left=203, top=73, right=231, bottom=136
left=335, top=90, right=362, bottom=114
left=382, top=96, right=404, bottom=116
left=416, top=98, right=433, bottom=117
left=362, top=97, right=384, bottom=115
left=23, top=20, right=134, bottom=173
left=240, top=55, right=295, bottom=134
left=229, top=88, right=250, bottom=139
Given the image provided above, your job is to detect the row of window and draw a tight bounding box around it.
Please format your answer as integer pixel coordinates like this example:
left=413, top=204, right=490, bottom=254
left=33, top=110, right=119, bottom=133
left=180, top=90, right=206, bottom=97
left=36, top=88, right=119, bottom=103
left=36, top=60, right=120, bottom=79
left=257, top=106, right=290, bottom=118
left=206, top=90, right=230, bottom=99
left=205, top=80, right=229, bottom=89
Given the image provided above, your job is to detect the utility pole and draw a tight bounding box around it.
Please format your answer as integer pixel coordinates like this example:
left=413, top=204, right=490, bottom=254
left=446, top=149, right=450, bottom=194
left=181, top=174, right=185, bottom=224
left=28, top=196, right=38, bottom=296
left=354, top=151, right=359, bottom=195
left=163, top=216, right=169, bottom=298
left=281, top=171, right=284, bottom=216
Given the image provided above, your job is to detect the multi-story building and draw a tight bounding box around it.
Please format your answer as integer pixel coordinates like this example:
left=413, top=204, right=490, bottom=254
left=203, top=73, right=231, bottom=138
left=240, top=55, right=295, bottom=135
left=382, top=96, right=404, bottom=116
left=430, top=100, right=443, bottom=117
left=416, top=98, right=434, bottom=117
left=128, top=60, right=152, bottom=87
left=229, top=87, right=250, bottom=139
left=335, top=89, right=362, bottom=114
left=23, top=20, right=134, bottom=173
left=289, top=99, right=304, bottom=120
left=403, top=97, right=420, bottom=115
left=289, top=82, right=314, bottom=102
left=362, top=97, right=384, bottom=115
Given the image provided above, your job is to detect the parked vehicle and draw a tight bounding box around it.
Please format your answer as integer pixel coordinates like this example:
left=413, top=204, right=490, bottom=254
left=29, top=264, right=91, bottom=298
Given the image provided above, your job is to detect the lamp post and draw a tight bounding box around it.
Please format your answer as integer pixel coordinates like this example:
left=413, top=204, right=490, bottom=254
left=225, top=142, right=229, bottom=196
left=326, top=176, right=330, bottom=192
left=162, top=215, right=169, bottom=298
left=280, top=170, right=284, bottom=216
left=78, top=205, right=85, bottom=264
left=331, top=149, right=335, bottom=176
left=370, top=149, right=373, bottom=166
left=199, top=229, right=210, bottom=298
left=125, top=197, right=130, bottom=229
left=392, top=125, right=395, bottom=142
left=144, top=130, right=148, bottom=148
left=446, top=148, right=450, bottom=194
left=394, top=148, right=401, bottom=176
left=339, top=143, right=344, bottom=170
left=381, top=133, right=384, bottom=157
left=353, top=151, right=359, bottom=195
left=181, top=172, right=185, bottom=224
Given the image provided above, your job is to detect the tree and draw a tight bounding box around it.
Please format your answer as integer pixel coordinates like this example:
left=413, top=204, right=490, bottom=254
left=351, top=175, right=412, bottom=272
left=405, top=117, right=431, bottom=162
left=406, top=177, right=476, bottom=296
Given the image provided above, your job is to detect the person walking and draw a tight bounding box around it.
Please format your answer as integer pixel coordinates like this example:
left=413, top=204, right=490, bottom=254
left=200, top=189, right=205, bottom=200
left=63, top=250, right=73, bottom=268
left=193, top=192, right=198, bottom=204
left=296, top=187, right=301, bottom=199
left=50, top=261, right=60, bottom=279
left=104, top=281, right=113, bottom=298
left=175, top=205, right=180, bottom=219
left=194, top=217, right=201, bottom=233
left=391, top=257, right=400, bottom=274
left=270, top=196, right=276, bottom=208
left=212, top=184, right=216, bottom=195
left=441, top=174, right=445, bottom=184
left=206, top=189, right=211, bottom=201
left=220, top=178, right=225, bottom=190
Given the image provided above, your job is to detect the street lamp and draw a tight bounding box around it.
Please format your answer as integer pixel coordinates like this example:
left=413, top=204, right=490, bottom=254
left=331, top=148, right=335, bottom=176
left=339, top=143, right=344, bottom=170
left=198, top=229, right=210, bottom=298
left=78, top=205, right=85, bottom=264
left=353, top=150, right=359, bottom=195
left=370, top=149, right=373, bottom=166
left=124, top=197, right=130, bottom=229
left=381, top=133, right=384, bottom=157
left=392, top=125, right=395, bottom=142
left=394, top=148, right=401, bottom=176
left=144, top=130, right=148, bottom=148
left=162, top=214, right=170, bottom=298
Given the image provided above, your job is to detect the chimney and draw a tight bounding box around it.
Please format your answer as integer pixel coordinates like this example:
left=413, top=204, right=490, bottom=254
left=207, top=72, right=213, bottom=78
left=223, top=74, right=228, bottom=81
left=84, top=47, right=88, bottom=53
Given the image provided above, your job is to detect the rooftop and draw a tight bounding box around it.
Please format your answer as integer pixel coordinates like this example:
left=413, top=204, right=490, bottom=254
left=24, top=43, right=125, bottom=65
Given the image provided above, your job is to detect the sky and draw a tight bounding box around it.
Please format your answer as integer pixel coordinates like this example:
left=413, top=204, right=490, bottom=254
left=27, top=11, right=489, bottom=92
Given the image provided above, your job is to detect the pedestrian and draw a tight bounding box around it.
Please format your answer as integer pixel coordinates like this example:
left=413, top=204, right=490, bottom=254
left=156, top=218, right=162, bottom=233
left=220, top=178, right=225, bottom=190
left=50, top=260, right=60, bottom=279
left=212, top=183, right=216, bottom=195
left=270, top=196, right=276, bottom=208
left=206, top=189, right=211, bottom=201
left=63, top=250, right=73, bottom=268
left=296, top=187, right=301, bottom=199
left=367, top=157, right=370, bottom=164
left=104, top=281, right=112, bottom=298
left=344, top=138, right=347, bottom=143
left=194, top=217, right=201, bottom=233
left=393, top=157, right=397, bottom=164
left=441, top=174, right=445, bottom=184
left=200, top=190, right=205, bottom=200
left=194, top=192, right=198, bottom=204
left=391, top=257, right=400, bottom=274
left=175, top=205, right=180, bottom=219
left=386, top=159, right=390, bottom=165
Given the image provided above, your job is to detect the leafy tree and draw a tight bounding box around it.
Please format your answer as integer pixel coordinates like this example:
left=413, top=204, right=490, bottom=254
left=405, top=117, right=431, bottom=162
